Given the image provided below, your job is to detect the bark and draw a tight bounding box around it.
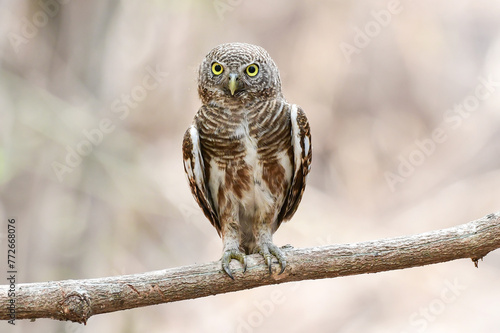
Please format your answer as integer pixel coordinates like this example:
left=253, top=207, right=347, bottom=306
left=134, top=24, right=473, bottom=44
left=1, top=212, right=499, bottom=324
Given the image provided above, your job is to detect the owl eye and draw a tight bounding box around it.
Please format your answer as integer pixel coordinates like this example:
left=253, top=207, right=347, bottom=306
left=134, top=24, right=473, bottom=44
left=211, top=62, right=224, bottom=75
left=246, top=64, right=259, bottom=77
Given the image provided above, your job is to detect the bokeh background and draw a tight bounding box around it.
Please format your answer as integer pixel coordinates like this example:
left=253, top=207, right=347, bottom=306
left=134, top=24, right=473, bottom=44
left=1, top=0, right=500, bottom=332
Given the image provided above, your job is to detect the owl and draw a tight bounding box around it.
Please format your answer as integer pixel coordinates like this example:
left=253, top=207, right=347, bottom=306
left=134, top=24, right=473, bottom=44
left=182, top=42, right=312, bottom=279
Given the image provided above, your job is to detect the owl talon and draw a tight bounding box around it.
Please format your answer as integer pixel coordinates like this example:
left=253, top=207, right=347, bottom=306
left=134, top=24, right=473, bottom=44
left=278, top=259, right=286, bottom=275
left=257, top=243, right=287, bottom=275
left=221, top=249, right=247, bottom=279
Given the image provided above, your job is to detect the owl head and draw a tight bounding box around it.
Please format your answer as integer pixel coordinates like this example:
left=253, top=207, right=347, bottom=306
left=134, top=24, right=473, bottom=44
left=198, top=42, right=282, bottom=105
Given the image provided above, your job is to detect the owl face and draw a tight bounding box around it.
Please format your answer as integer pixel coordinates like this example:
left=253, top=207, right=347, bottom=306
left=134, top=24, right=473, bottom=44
left=198, top=43, right=282, bottom=105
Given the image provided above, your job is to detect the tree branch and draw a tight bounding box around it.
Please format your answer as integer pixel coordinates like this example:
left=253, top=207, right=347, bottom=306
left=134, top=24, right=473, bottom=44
left=2, top=212, right=499, bottom=324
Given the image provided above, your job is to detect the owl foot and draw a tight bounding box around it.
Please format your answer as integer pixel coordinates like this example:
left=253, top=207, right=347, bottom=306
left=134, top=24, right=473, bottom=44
left=221, top=248, right=247, bottom=280
left=256, top=243, right=287, bottom=275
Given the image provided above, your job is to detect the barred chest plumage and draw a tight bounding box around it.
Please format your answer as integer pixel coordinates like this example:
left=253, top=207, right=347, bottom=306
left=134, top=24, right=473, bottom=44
left=195, top=99, right=294, bottom=247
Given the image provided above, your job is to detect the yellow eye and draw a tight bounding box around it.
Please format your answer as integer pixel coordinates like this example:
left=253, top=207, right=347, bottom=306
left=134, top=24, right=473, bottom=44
left=246, top=64, right=259, bottom=77
left=211, top=62, right=223, bottom=75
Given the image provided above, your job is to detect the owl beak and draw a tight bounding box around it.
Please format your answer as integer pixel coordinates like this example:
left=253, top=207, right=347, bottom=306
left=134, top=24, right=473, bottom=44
left=228, top=73, right=238, bottom=96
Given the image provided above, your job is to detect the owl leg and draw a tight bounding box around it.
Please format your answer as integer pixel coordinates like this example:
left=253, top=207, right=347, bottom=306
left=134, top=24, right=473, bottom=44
left=254, top=222, right=286, bottom=275
left=221, top=219, right=247, bottom=280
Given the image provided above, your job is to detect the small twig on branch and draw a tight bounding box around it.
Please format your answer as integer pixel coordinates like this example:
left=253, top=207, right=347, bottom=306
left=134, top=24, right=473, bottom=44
left=1, top=212, right=499, bottom=324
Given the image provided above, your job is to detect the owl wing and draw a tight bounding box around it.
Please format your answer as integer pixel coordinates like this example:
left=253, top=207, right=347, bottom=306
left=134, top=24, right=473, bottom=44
left=278, top=104, right=312, bottom=224
left=182, top=124, right=221, bottom=234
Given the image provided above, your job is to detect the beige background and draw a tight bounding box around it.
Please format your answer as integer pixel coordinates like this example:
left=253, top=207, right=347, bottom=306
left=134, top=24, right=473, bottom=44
left=1, top=0, right=500, bottom=332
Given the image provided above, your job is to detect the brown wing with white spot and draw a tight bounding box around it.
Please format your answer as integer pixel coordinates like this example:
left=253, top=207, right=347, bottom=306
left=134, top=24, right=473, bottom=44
left=182, top=124, right=221, bottom=234
left=278, top=105, right=312, bottom=225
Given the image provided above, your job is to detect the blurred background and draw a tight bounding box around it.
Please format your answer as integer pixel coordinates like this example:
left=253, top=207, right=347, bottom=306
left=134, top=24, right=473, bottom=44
left=1, top=0, right=500, bottom=332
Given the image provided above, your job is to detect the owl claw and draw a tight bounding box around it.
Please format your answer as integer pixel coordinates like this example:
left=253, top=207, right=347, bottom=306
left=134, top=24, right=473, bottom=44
left=221, top=249, right=247, bottom=279
left=223, top=265, right=235, bottom=280
left=257, top=243, right=287, bottom=275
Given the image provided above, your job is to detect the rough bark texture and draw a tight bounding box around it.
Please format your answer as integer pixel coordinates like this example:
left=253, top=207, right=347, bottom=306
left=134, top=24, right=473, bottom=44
left=1, top=212, right=499, bottom=324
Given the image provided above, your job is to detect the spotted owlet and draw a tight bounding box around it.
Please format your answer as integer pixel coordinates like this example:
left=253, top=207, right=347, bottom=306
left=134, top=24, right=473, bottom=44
left=182, top=42, right=312, bottom=279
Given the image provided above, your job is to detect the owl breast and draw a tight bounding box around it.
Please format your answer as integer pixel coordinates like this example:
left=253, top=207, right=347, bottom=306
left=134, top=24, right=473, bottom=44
left=233, top=116, right=292, bottom=216
left=197, top=100, right=293, bottom=236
